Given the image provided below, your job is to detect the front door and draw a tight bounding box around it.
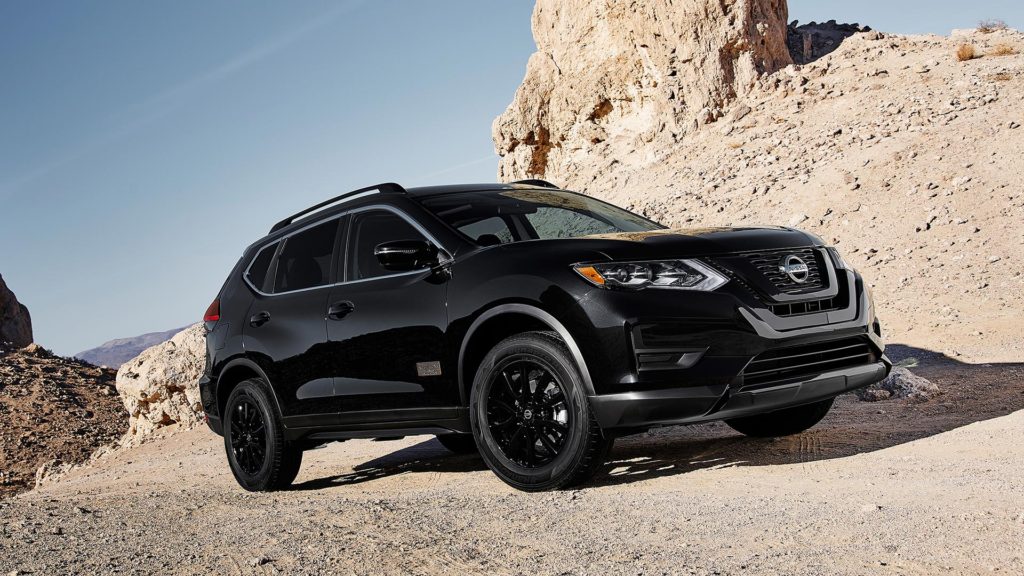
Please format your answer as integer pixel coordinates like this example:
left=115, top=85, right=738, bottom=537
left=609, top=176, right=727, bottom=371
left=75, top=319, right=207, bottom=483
left=326, top=207, right=452, bottom=414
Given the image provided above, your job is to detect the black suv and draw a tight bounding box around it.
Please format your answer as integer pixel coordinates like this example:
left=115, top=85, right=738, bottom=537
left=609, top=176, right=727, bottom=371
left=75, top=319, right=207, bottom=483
left=200, top=180, right=890, bottom=492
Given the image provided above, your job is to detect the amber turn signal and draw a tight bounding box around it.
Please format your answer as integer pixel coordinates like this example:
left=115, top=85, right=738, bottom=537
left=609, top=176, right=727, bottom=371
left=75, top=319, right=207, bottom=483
left=573, top=266, right=606, bottom=285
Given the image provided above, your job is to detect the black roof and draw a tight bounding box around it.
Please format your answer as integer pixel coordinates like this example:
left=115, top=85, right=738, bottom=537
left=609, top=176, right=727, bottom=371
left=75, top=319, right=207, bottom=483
left=403, top=182, right=556, bottom=197
left=257, top=180, right=563, bottom=244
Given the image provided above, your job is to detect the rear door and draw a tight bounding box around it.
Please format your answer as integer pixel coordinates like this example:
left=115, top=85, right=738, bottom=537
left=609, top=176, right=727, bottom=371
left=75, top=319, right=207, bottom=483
left=325, top=206, right=453, bottom=413
left=243, top=217, right=343, bottom=427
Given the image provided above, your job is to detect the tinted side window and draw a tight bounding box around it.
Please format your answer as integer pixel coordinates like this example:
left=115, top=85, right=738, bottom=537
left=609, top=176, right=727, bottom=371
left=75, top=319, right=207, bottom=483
left=272, top=220, right=338, bottom=293
left=246, top=242, right=278, bottom=292
left=348, top=210, right=427, bottom=280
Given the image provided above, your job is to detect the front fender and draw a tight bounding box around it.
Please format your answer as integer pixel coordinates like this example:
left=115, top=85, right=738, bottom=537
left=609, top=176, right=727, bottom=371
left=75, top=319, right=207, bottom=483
left=457, top=302, right=597, bottom=403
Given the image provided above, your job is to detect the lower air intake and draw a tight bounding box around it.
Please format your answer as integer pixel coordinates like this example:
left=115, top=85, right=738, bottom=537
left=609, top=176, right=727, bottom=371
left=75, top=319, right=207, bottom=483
left=741, top=337, right=876, bottom=390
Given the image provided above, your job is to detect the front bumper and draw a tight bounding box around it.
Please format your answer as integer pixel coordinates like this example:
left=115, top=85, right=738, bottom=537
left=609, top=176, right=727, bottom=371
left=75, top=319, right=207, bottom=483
left=589, top=358, right=890, bottom=430
left=576, top=264, right=891, bottom=430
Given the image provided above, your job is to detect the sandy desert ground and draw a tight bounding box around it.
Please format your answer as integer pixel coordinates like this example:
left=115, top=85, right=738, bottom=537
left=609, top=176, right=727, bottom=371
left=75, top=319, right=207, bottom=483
left=2, top=351, right=1021, bottom=576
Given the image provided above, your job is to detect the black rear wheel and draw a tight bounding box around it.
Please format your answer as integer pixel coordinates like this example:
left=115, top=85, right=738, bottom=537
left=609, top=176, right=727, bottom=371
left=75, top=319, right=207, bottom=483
left=224, top=378, right=302, bottom=491
left=725, top=398, right=835, bottom=438
left=470, top=332, right=611, bottom=491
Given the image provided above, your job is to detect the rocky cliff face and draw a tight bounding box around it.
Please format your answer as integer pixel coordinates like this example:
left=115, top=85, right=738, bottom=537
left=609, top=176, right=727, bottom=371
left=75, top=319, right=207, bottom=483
left=493, top=0, right=791, bottom=184
left=0, top=344, right=124, bottom=497
left=494, top=10, right=1024, bottom=362
left=0, top=274, right=32, bottom=348
left=115, top=324, right=206, bottom=444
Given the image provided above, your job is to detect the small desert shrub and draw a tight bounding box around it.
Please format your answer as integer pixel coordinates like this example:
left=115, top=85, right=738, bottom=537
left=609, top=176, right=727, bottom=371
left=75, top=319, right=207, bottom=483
left=990, top=72, right=1013, bottom=82
left=957, top=44, right=978, bottom=62
left=990, top=43, right=1017, bottom=56
left=978, top=19, right=1008, bottom=34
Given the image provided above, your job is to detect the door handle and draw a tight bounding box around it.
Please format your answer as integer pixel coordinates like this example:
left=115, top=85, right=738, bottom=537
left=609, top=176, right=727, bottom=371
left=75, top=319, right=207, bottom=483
left=327, top=301, right=355, bottom=321
left=249, top=311, right=271, bottom=328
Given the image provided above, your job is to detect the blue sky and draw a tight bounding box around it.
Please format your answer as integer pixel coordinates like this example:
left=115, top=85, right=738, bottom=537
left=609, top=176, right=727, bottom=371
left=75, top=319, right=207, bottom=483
left=1, top=1, right=1021, bottom=355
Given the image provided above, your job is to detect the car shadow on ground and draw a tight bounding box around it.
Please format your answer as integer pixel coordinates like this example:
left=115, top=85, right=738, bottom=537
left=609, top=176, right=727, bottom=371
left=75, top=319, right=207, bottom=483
left=290, top=441, right=488, bottom=490
left=293, top=345, right=1024, bottom=491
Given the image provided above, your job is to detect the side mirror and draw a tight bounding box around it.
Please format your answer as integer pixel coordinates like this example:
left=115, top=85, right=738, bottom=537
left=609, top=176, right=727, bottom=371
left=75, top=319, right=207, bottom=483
left=374, top=240, right=440, bottom=271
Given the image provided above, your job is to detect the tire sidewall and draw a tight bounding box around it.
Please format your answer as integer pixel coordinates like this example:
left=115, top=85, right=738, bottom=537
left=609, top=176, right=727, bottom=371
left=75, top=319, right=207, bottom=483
left=224, top=379, right=283, bottom=491
left=469, top=334, right=591, bottom=490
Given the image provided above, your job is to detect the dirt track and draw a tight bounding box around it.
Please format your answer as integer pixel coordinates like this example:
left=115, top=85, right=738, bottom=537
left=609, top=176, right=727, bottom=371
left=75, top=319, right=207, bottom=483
left=1, top=354, right=1022, bottom=575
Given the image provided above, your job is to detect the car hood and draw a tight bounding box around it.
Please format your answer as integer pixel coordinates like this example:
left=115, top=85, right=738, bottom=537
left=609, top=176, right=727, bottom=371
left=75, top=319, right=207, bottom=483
left=574, top=226, right=820, bottom=260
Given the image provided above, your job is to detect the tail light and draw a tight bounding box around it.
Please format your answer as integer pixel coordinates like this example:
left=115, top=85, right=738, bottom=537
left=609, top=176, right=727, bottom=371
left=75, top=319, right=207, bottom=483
left=204, top=299, right=221, bottom=323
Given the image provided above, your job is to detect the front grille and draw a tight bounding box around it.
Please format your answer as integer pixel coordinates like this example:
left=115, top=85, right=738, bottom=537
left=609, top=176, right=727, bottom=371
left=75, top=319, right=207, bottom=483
left=770, top=297, right=842, bottom=317
left=743, top=247, right=825, bottom=294
left=741, top=337, right=875, bottom=389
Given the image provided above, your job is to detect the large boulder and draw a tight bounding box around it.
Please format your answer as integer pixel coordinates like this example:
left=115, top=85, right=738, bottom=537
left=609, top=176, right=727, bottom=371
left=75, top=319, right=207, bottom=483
left=0, top=273, right=33, bottom=348
left=115, top=323, right=206, bottom=443
left=493, top=0, right=791, bottom=184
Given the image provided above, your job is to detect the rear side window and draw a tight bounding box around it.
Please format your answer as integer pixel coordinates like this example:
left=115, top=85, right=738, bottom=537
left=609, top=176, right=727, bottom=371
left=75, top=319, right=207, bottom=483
left=245, top=243, right=278, bottom=292
left=348, top=210, right=427, bottom=280
left=272, top=220, right=339, bottom=293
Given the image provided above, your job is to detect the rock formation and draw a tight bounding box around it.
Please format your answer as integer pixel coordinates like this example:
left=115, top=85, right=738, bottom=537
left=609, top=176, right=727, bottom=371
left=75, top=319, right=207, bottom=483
left=115, top=323, right=206, bottom=443
left=787, top=20, right=872, bottom=64
left=494, top=6, right=1024, bottom=362
left=493, top=0, right=791, bottom=183
left=0, top=273, right=33, bottom=348
left=0, top=343, right=124, bottom=497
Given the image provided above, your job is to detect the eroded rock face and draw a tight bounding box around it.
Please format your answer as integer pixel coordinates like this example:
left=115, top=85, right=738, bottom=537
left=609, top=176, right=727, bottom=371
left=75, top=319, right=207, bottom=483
left=0, top=273, right=33, bottom=348
left=493, top=0, right=791, bottom=183
left=115, top=323, right=206, bottom=443
left=0, top=343, right=123, bottom=498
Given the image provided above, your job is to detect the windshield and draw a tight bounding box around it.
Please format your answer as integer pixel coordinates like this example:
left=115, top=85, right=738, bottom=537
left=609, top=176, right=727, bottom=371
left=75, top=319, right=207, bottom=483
left=418, top=189, right=665, bottom=246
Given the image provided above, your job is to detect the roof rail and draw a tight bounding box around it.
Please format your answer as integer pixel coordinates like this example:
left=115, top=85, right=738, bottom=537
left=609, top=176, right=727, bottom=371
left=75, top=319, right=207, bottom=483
left=511, top=178, right=559, bottom=189
left=270, top=182, right=407, bottom=233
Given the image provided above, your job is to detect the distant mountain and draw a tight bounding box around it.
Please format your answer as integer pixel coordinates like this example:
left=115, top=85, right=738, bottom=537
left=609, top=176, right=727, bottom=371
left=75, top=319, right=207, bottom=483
left=76, top=326, right=190, bottom=368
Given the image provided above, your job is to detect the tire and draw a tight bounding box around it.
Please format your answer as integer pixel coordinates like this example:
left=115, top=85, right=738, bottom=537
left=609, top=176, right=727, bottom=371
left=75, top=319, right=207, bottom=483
left=224, top=378, right=303, bottom=491
left=469, top=331, right=612, bottom=492
left=436, top=434, right=478, bottom=454
left=725, top=398, right=835, bottom=438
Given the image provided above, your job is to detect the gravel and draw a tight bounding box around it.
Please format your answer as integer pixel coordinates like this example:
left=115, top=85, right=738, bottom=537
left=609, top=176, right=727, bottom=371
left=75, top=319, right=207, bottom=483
left=1, top=360, right=1021, bottom=575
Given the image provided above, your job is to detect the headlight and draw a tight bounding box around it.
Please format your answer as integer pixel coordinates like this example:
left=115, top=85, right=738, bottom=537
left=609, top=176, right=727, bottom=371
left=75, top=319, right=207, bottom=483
left=826, top=246, right=851, bottom=270
left=573, top=259, right=728, bottom=291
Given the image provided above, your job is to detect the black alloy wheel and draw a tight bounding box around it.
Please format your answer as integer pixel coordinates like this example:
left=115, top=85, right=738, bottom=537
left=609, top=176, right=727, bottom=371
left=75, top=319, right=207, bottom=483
left=223, top=378, right=303, bottom=491
left=469, top=331, right=612, bottom=491
left=486, top=359, right=571, bottom=468
left=230, top=397, right=268, bottom=475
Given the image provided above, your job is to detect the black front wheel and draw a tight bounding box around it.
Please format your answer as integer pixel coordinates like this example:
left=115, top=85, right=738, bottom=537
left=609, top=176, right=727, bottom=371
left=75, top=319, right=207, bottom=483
left=725, top=398, right=835, bottom=438
left=470, top=332, right=612, bottom=491
left=224, top=378, right=302, bottom=491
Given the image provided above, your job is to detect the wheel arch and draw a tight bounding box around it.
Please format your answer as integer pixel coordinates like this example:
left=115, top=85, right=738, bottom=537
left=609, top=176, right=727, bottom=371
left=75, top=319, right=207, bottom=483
left=457, top=303, right=595, bottom=404
left=215, top=358, right=284, bottom=421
